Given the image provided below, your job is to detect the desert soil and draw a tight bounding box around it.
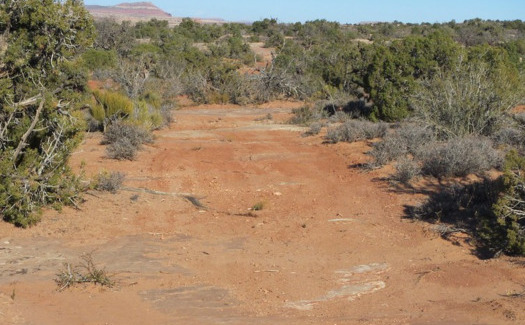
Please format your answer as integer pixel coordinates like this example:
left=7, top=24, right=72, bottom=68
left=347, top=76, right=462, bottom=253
left=0, top=102, right=524, bottom=324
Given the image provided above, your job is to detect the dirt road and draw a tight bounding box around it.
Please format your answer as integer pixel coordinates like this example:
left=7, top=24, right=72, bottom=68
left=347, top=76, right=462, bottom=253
left=0, top=103, right=524, bottom=324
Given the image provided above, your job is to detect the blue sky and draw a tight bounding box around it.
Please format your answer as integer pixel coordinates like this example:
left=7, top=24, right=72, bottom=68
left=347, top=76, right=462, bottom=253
left=84, top=0, right=525, bottom=24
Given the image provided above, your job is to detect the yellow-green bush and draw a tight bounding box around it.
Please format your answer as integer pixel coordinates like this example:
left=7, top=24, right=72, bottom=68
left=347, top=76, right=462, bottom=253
left=90, top=90, right=170, bottom=131
left=141, top=91, right=162, bottom=110
left=207, top=91, right=230, bottom=104
left=92, top=90, right=134, bottom=121
left=130, top=100, right=165, bottom=130
left=90, top=102, right=106, bottom=122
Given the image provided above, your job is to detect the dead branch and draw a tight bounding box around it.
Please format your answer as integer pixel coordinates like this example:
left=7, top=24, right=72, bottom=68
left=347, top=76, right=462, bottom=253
left=12, top=97, right=44, bottom=163
left=121, top=187, right=207, bottom=209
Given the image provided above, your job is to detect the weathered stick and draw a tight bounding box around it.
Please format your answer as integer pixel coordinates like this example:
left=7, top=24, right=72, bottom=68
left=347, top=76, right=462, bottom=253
left=121, top=186, right=207, bottom=209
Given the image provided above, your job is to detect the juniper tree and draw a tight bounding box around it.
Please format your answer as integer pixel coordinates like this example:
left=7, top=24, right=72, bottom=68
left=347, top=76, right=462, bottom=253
left=0, top=0, right=95, bottom=227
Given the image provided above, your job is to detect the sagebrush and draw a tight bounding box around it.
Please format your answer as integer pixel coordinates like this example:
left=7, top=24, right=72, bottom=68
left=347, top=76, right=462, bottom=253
left=94, top=171, right=126, bottom=194
left=103, top=122, right=153, bottom=160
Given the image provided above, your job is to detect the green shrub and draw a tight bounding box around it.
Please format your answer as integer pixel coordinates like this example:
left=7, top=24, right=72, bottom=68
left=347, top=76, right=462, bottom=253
left=251, top=201, right=265, bottom=211
left=140, top=91, right=162, bottom=109
left=217, top=71, right=253, bottom=105
left=131, top=100, right=165, bottom=130
left=264, top=32, right=285, bottom=48
left=90, top=103, right=106, bottom=123
left=82, top=49, right=117, bottom=70
left=0, top=160, right=84, bottom=228
left=366, top=32, right=465, bottom=121
left=0, top=0, right=94, bottom=227
left=479, top=151, right=525, bottom=256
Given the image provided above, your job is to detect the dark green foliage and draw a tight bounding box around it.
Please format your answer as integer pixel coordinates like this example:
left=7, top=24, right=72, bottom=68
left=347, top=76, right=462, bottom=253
left=480, top=151, right=525, bottom=256
left=504, top=39, right=525, bottom=71
left=209, top=34, right=254, bottom=64
left=264, top=31, right=285, bottom=48
left=454, top=18, right=506, bottom=46
left=134, top=18, right=170, bottom=40
left=0, top=0, right=95, bottom=227
left=308, top=41, right=365, bottom=94
left=297, top=20, right=344, bottom=47
left=252, top=18, right=278, bottom=35
left=82, top=49, right=117, bottom=70
left=366, top=32, right=461, bottom=121
left=252, top=41, right=324, bottom=102
left=93, top=18, right=135, bottom=55
left=89, top=16, right=524, bottom=110
left=176, top=18, right=229, bottom=43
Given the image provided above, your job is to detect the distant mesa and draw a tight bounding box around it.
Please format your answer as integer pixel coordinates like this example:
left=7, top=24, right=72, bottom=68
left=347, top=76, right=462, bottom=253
left=85, top=2, right=225, bottom=26
left=86, top=2, right=176, bottom=23
left=114, top=2, right=170, bottom=13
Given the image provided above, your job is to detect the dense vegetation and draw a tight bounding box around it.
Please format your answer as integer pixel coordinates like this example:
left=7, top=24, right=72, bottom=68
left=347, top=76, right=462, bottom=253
left=1, top=1, right=524, bottom=255
left=0, top=0, right=95, bottom=227
left=84, top=18, right=525, bottom=108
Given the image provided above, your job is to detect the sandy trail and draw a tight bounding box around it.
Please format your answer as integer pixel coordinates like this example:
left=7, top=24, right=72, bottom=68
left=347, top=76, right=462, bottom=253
left=0, top=103, right=524, bottom=324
